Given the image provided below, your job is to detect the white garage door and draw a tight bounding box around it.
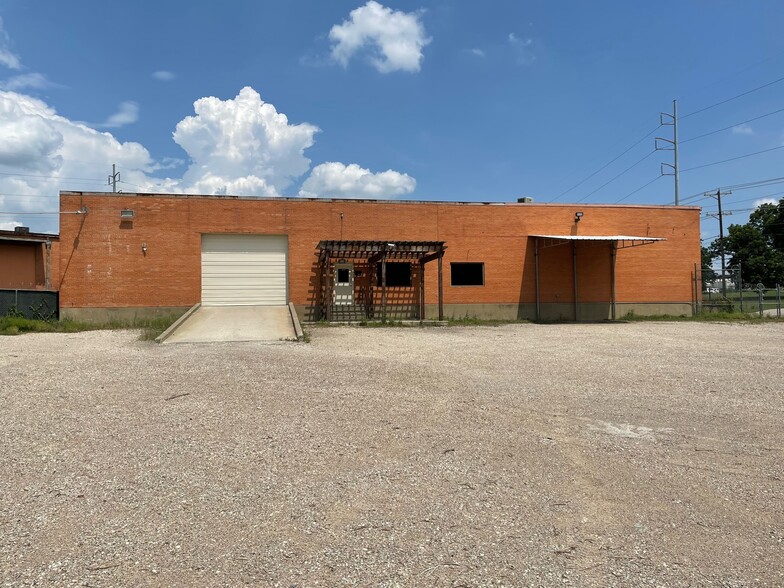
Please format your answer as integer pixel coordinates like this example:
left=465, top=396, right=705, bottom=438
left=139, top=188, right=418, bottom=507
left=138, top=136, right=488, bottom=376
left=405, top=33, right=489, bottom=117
left=201, top=234, right=288, bottom=306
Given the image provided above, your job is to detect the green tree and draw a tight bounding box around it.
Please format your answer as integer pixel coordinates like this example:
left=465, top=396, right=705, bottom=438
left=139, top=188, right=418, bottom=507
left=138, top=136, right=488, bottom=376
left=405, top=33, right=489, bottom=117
left=751, top=198, right=784, bottom=251
left=721, top=213, right=784, bottom=287
left=701, top=246, right=717, bottom=282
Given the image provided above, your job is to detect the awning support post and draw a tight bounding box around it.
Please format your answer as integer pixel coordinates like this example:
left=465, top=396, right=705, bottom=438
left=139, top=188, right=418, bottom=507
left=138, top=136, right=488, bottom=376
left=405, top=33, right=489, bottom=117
left=572, top=241, right=578, bottom=321
left=325, top=251, right=332, bottom=322
left=381, top=252, right=387, bottom=322
left=419, top=261, right=425, bottom=320
left=611, top=241, right=617, bottom=320
left=534, top=237, right=540, bottom=321
left=437, top=250, right=444, bottom=321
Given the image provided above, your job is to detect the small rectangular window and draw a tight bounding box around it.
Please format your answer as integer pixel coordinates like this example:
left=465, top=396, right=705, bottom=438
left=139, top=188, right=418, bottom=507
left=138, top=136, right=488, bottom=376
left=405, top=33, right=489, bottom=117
left=376, top=262, right=412, bottom=287
left=451, top=262, right=484, bottom=286
left=336, top=268, right=350, bottom=284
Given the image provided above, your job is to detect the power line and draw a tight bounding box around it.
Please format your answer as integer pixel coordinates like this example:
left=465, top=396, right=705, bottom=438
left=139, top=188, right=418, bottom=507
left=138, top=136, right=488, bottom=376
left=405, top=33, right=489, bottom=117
left=680, top=106, right=784, bottom=144
left=681, top=145, right=784, bottom=173
left=575, top=150, right=657, bottom=203
left=680, top=75, right=784, bottom=120
left=724, top=176, right=784, bottom=191
left=0, top=194, right=60, bottom=200
left=0, top=171, right=103, bottom=182
left=550, top=124, right=661, bottom=203
left=677, top=48, right=784, bottom=101
left=613, top=175, right=663, bottom=204
left=702, top=190, right=784, bottom=211
left=118, top=179, right=146, bottom=190
left=682, top=176, right=784, bottom=204
left=0, top=211, right=63, bottom=215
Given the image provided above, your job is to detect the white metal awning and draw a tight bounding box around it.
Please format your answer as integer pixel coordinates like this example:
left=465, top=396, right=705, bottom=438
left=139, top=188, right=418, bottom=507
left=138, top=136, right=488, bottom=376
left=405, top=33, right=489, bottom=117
left=531, top=235, right=666, bottom=249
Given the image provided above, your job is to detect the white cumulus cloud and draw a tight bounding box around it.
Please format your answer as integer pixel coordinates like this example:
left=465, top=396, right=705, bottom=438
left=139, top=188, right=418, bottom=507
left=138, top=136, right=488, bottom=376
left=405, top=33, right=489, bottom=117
left=171, top=86, right=319, bottom=196
left=100, top=101, right=140, bottom=128
left=0, top=86, right=415, bottom=232
left=0, top=90, right=156, bottom=231
left=329, top=1, right=430, bottom=73
left=754, top=198, right=778, bottom=208
left=300, top=162, right=415, bottom=199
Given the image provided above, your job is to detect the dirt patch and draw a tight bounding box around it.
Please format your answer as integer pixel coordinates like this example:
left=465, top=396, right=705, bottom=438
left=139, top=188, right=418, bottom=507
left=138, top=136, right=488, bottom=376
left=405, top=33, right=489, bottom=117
left=0, top=323, right=782, bottom=586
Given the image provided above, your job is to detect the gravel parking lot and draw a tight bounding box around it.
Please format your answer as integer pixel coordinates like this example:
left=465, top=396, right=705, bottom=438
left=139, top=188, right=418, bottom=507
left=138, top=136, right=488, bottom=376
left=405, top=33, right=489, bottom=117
left=1, top=322, right=782, bottom=587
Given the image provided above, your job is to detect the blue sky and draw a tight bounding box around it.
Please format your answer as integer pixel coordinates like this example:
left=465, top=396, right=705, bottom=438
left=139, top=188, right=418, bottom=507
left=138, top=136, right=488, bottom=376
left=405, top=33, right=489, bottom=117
left=1, top=0, right=783, bottom=241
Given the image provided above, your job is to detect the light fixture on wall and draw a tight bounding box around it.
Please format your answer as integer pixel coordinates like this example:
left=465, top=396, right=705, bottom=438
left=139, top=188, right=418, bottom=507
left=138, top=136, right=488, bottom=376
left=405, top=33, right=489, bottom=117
left=141, top=242, right=147, bottom=255
left=120, top=209, right=135, bottom=219
left=574, top=211, right=584, bottom=223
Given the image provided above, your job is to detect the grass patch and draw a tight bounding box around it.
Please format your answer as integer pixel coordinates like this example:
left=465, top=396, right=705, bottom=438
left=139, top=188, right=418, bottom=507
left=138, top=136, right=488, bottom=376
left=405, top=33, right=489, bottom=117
left=0, top=315, right=180, bottom=340
left=447, top=316, right=530, bottom=326
left=622, top=311, right=779, bottom=322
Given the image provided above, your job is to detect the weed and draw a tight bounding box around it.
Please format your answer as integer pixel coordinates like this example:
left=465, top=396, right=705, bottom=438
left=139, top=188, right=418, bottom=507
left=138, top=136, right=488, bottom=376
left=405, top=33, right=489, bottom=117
left=0, top=315, right=180, bottom=339
left=621, top=311, right=779, bottom=322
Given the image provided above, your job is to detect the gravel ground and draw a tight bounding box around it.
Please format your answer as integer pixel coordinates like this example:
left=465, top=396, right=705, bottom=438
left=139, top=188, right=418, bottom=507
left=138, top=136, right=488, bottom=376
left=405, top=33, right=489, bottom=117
left=0, top=322, right=782, bottom=587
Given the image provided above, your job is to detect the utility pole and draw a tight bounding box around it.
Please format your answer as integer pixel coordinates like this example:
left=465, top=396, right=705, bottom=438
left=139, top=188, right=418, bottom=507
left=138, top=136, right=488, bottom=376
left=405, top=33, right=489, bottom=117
left=656, top=100, right=679, bottom=205
left=108, top=164, right=120, bottom=193
left=705, top=188, right=732, bottom=297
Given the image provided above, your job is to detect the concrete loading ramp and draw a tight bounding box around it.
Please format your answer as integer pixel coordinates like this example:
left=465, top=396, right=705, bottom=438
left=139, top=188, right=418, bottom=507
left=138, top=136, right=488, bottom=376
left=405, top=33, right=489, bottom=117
left=157, top=304, right=302, bottom=344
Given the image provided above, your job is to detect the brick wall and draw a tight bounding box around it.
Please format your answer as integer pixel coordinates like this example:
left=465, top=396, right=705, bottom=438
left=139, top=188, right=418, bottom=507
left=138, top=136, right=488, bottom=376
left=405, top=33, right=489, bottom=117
left=0, top=239, right=59, bottom=290
left=57, top=192, right=701, bottom=311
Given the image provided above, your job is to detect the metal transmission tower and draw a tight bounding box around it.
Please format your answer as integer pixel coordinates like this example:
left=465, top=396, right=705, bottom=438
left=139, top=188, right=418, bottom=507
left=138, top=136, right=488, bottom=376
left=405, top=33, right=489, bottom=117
left=655, top=100, right=680, bottom=205
left=108, top=164, right=120, bottom=193
left=705, top=188, right=732, bottom=296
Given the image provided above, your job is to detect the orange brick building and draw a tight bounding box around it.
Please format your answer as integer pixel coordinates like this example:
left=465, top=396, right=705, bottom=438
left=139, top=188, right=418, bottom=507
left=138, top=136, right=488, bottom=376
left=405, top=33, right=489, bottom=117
left=56, top=191, right=701, bottom=322
left=0, top=228, right=59, bottom=291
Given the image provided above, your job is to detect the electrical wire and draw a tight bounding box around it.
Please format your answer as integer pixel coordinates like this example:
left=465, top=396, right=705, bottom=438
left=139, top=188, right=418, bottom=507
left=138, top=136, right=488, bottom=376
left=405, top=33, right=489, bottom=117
left=0, top=194, right=59, bottom=200
left=680, top=176, right=784, bottom=204
left=613, top=175, right=663, bottom=204
left=680, top=75, right=784, bottom=120
left=681, top=145, right=784, bottom=173
left=575, top=151, right=657, bottom=203
left=117, top=179, right=146, bottom=190
left=0, top=171, right=103, bottom=182
left=723, top=176, right=784, bottom=191
left=549, top=124, right=661, bottom=202
left=0, top=211, right=78, bottom=215
left=680, top=107, right=784, bottom=144
left=701, top=191, right=784, bottom=212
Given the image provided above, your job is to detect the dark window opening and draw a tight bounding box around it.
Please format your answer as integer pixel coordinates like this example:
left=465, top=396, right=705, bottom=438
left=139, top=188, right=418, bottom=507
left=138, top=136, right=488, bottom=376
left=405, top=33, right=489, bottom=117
left=376, top=262, right=412, bottom=287
left=451, top=262, right=484, bottom=286
left=336, top=268, right=350, bottom=284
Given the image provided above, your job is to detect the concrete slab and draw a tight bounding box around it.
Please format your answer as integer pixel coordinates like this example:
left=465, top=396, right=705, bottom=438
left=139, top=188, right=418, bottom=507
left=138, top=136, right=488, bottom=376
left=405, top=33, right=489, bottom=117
left=163, top=305, right=296, bottom=344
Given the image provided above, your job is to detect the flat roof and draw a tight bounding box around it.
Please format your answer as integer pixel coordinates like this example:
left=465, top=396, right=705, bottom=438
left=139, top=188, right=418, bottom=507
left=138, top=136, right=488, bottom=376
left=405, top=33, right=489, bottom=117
left=0, top=230, right=59, bottom=244
left=59, top=191, right=701, bottom=211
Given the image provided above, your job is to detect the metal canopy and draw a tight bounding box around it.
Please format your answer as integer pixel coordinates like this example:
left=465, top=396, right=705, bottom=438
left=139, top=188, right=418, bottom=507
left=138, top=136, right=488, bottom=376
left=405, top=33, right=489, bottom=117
left=531, top=234, right=666, bottom=321
left=531, top=235, right=666, bottom=249
left=317, top=240, right=447, bottom=321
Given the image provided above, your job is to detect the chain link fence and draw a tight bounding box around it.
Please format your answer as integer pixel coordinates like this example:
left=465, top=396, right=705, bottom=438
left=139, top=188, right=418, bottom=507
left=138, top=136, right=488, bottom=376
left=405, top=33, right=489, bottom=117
left=697, top=266, right=782, bottom=317
left=0, top=289, right=59, bottom=320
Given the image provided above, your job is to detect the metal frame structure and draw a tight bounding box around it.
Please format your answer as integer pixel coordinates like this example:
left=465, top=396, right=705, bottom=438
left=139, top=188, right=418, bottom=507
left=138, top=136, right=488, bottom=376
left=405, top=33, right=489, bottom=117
left=531, top=235, right=665, bottom=321
left=316, top=240, right=447, bottom=322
